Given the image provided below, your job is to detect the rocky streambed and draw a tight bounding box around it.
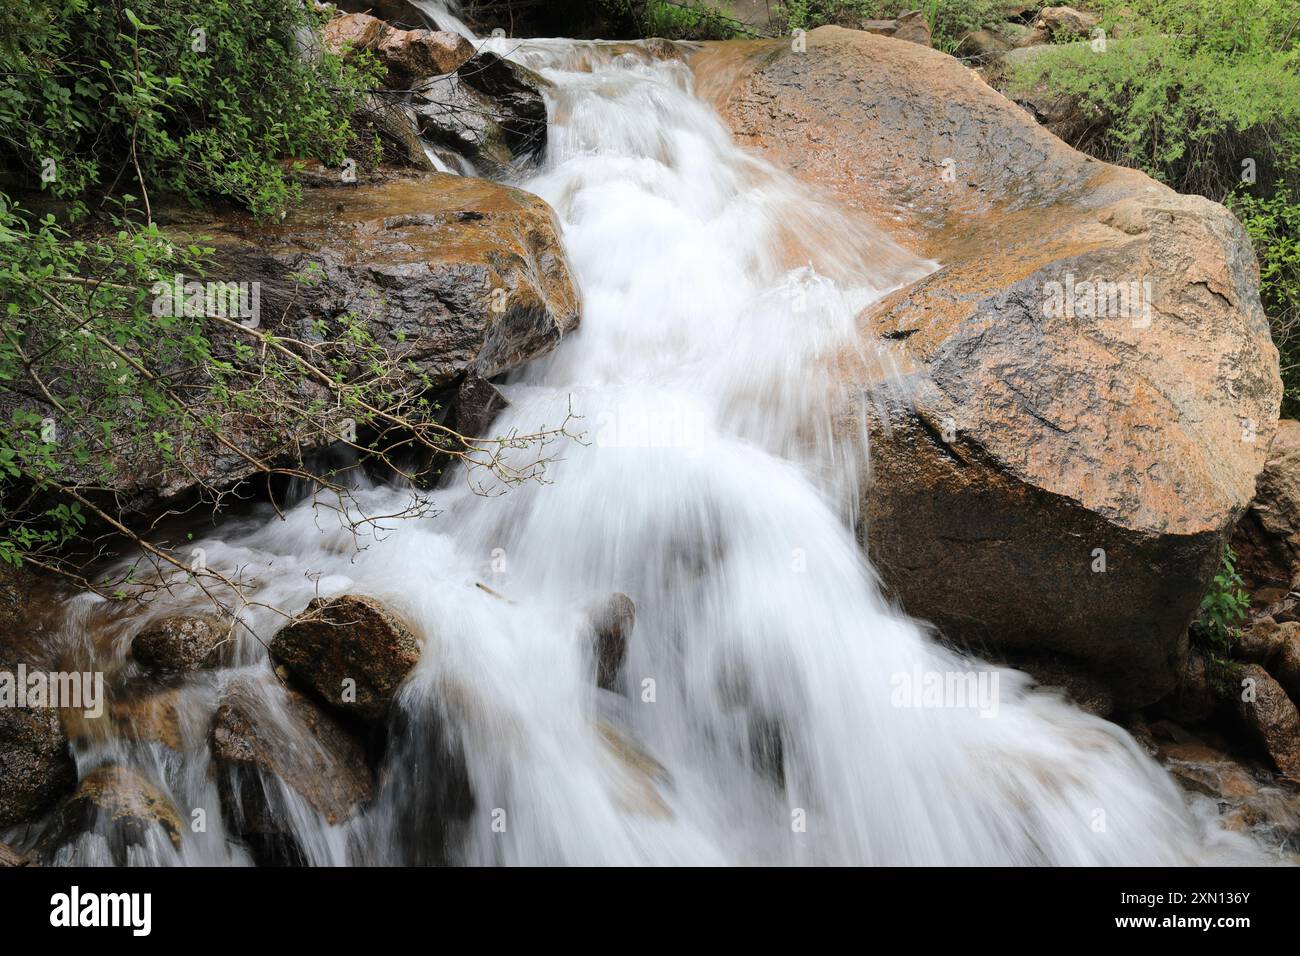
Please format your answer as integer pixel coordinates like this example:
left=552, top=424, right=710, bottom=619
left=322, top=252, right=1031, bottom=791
left=3, top=15, right=1299, bottom=865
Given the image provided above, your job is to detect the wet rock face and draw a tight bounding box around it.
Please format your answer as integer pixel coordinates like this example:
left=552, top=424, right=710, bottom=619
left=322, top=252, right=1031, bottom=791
left=270, top=594, right=422, bottom=720
left=323, top=12, right=475, bottom=88
left=695, top=27, right=1281, bottom=707
left=1232, top=420, right=1300, bottom=592
left=0, top=573, right=76, bottom=828
left=415, top=52, right=550, bottom=174
left=0, top=705, right=76, bottom=828
left=95, top=171, right=581, bottom=522
left=38, top=766, right=183, bottom=862
left=1233, top=664, right=1300, bottom=781
left=210, top=680, right=375, bottom=864
left=130, top=615, right=225, bottom=674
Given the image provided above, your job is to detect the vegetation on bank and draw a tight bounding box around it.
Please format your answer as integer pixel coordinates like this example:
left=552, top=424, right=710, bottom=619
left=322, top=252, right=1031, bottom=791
left=0, top=0, right=383, bottom=218
left=1192, top=548, right=1251, bottom=655
left=0, top=1, right=534, bottom=591
left=779, top=0, right=1003, bottom=52
left=1005, top=0, right=1300, bottom=414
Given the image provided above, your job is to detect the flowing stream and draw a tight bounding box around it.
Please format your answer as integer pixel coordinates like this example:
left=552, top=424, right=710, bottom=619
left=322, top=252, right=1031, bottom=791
left=14, top=15, right=1271, bottom=865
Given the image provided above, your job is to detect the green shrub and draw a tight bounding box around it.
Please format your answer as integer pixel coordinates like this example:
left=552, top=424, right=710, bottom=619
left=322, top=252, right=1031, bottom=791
left=779, top=0, right=1002, bottom=53
left=0, top=0, right=383, bottom=220
left=641, top=1, right=743, bottom=38
left=0, top=194, right=482, bottom=590
left=595, top=0, right=745, bottom=39
left=1191, top=548, right=1250, bottom=652
left=1229, top=134, right=1300, bottom=417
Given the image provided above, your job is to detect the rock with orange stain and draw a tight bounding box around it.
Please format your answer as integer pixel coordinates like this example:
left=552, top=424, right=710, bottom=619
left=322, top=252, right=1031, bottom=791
left=693, top=27, right=1281, bottom=706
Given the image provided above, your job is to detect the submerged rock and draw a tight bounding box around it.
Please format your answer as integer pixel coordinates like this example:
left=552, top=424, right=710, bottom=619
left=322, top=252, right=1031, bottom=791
left=695, top=27, right=1281, bottom=707
left=596, top=721, right=672, bottom=818
left=1152, top=732, right=1300, bottom=854
left=38, top=766, right=183, bottom=860
left=130, top=615, right=226, bottom=674
left=0, top=841, right=28, bottom=867
left=271, top=594, right=421, bottom=719
left=210, top=679, right=374, bottom=864
left=588, top=592, right=635, bottom=692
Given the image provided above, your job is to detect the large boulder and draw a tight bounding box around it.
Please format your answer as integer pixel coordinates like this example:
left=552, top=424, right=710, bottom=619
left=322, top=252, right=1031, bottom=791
left=270, top=594, right=421, bottom=720
left=130, top=615, right=226, bottom=674
left=0, top=565, right=76, bottom=827
left=694, top=27, right=1281, bottom=706
left=323, top=12, right=475, bottom=88
left=65, top=172, right=580, bottom=524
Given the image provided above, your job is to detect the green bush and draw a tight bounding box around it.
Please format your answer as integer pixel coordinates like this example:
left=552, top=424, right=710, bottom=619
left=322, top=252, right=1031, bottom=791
left=641, top=1, right=744, bottom=38
left=779, top=0, right=1002, bottom=53
left=1229, top=135, right=1300, bottom=417
left=0, top=195, right=465, bottom=589
left=1191, top=548, right=1250, bottom=653
left=0, top=0, right=382, bottom=220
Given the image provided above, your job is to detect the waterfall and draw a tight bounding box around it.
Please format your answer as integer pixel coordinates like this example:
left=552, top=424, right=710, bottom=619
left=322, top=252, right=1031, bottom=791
left=411, top=0, right=476, bottom=39
left=21, top=36, right=1269, bottom=866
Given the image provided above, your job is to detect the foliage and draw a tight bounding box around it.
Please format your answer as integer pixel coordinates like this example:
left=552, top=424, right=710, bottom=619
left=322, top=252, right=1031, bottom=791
left=1229, top=133, right=1300, bottom=417
left=1007, top=1, right=1300, bottom=198
left=0, top=0, right=383, bottom=220
left=778, top=0, right=1002, bottom=52
left=1191, top=548, right=1251, bottom=652
left=0, top=195, right=572, bottom=594
left=641, top=1, right=744, bottom=39
left=596, top=0, right=746, bottom=39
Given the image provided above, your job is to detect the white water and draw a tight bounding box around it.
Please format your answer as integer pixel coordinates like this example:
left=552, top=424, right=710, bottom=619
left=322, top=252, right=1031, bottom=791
left=21, top=31, right=1270, bottom=865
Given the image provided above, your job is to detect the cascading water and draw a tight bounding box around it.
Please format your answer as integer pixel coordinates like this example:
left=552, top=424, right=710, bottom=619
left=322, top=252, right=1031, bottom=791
left=14, top=26, right=1273, bottom=865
